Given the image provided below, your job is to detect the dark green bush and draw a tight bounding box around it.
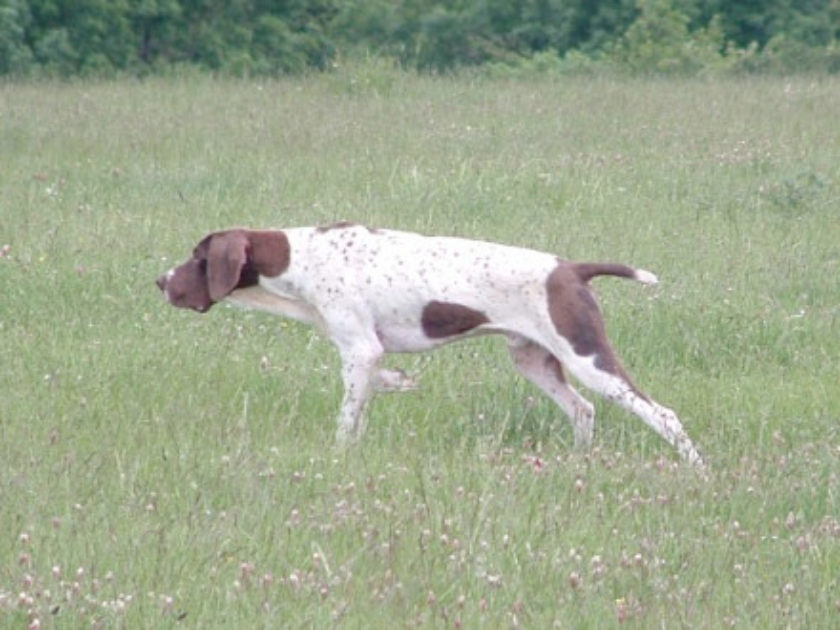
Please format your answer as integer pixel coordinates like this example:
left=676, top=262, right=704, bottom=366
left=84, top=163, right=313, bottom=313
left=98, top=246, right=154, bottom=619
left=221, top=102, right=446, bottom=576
left=1, top=0, right=839, bottom=77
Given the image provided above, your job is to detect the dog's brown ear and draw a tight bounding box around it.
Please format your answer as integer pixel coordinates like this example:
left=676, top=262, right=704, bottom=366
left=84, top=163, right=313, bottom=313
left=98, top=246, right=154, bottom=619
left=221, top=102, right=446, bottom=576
left=206, top=231, right=249, bottom=301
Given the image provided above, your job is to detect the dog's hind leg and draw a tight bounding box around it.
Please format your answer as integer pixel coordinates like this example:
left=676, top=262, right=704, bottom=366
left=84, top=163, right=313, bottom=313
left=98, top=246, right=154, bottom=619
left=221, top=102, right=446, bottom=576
left=560, top=351, right=704, bottom=466
left=542, top=271, right=703, bottom=465
left=507, top=336, right=595, bottom=449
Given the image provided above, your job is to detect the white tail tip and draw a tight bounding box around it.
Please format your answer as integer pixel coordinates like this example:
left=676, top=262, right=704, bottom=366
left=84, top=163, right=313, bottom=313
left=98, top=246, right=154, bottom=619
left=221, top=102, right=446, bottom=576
left=635, top=269, right=659, bottom=285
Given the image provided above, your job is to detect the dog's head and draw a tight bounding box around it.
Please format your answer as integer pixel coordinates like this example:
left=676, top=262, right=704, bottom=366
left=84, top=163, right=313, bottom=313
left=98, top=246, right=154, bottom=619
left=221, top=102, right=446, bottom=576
left=156, top=229, right=290, bottom=312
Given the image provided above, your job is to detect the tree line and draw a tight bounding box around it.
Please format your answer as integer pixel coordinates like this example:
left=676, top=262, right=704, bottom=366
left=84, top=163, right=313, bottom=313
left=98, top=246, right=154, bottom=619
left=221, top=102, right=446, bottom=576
left=2, top=0, right=839, bottom=77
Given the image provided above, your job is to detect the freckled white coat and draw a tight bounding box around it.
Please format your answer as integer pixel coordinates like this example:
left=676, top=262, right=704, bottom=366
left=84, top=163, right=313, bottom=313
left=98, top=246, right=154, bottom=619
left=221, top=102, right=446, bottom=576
left=157, top=223, right=702, bottom=465
left=237, top=227, right=557, bottom=351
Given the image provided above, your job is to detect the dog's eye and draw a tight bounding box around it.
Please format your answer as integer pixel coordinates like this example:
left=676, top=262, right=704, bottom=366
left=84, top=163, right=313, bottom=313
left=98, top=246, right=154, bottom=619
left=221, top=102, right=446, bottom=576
left=198, top=259, right=208, bottom=273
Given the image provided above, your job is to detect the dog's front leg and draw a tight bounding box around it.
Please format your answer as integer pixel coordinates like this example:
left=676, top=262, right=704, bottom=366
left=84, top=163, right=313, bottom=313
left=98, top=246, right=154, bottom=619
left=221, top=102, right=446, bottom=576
left=334, top=341, right=384, bottom=443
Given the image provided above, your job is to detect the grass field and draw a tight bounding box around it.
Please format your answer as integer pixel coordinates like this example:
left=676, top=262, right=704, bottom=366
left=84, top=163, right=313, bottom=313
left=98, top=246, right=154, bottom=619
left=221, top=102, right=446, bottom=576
left=1, top=70, right=839, bottom=628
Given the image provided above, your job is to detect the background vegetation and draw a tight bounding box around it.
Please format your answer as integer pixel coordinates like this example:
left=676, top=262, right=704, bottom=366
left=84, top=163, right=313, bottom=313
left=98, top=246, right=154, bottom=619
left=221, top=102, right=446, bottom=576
left=2, top=0, right=840, bottom=77
left=1, top=73, right=839, bottom=627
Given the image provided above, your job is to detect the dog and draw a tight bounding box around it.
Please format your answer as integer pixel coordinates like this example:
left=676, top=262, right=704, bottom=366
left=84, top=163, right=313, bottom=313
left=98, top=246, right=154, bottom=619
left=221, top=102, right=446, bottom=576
left=157, top=222, right=702, bottom=465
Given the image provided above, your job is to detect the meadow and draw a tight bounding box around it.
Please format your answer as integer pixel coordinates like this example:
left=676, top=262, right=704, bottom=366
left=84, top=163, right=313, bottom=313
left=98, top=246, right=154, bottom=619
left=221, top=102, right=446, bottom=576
left=1, top=69, right=839, bottom=628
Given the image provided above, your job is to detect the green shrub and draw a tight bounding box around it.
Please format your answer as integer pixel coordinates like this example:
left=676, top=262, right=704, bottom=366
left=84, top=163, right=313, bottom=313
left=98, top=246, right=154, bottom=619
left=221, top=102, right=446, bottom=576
left=0, top=0, right=34, bottom=75
left=611, top=0, right=725, bottom=75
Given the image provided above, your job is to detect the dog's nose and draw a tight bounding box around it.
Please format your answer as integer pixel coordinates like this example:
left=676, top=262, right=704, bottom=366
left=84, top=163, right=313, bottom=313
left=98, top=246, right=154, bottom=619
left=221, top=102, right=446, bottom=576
left=156, top=275, right=166, bottom=291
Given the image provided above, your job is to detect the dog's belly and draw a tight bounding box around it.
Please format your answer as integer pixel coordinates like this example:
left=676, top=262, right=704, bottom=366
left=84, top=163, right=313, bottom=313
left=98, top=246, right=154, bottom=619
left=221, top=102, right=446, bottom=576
left=373, top=320, right=492, bottom=353
left=375, top=324, right=440, bottom=353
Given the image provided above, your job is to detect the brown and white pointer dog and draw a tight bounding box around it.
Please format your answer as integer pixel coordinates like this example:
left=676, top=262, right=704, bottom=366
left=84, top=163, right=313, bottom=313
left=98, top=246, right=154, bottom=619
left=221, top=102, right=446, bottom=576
left=157, top=222, right=702, bottom=465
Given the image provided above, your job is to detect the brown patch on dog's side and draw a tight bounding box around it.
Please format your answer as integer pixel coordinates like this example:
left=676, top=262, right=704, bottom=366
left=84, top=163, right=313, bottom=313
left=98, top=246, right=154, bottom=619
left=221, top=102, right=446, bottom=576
left=421, top=301, right=489, bottom=339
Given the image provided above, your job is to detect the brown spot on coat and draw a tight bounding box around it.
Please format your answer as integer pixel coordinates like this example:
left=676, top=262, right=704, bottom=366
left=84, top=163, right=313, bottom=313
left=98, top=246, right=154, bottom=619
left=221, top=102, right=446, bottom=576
left=546, top=263, right=637, bottom=385
left=421, top=301, right=489, bottom=339
left=246, top=230, right=291, bottom=278
left=317, top=220, right=357, bottom=232
left=316, top=221, right=381, bottom=234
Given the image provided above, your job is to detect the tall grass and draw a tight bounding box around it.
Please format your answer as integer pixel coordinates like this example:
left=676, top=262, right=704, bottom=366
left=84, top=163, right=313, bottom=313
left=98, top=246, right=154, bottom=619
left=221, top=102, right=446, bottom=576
left=1, top=71, right=839, bottom=628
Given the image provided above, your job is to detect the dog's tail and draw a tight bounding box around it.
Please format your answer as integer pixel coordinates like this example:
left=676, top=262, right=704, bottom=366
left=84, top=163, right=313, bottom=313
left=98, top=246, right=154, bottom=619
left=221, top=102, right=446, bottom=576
left=573, top=262, right=659, bottom=286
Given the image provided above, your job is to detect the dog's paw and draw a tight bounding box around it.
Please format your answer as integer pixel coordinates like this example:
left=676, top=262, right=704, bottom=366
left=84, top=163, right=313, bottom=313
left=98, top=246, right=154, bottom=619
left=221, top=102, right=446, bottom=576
left=375, top=368, right=418, bottom=393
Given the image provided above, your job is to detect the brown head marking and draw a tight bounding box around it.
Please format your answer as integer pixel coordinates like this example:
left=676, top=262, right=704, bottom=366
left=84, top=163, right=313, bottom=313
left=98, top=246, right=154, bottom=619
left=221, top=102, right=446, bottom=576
left=156, top=257, right=213, bottom=312
left=158, top=229, right=290, bottom=312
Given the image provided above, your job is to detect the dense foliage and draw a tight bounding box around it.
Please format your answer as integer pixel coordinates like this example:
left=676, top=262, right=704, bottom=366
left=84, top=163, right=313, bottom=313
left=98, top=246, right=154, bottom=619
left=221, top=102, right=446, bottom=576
left=2, top=0, right=840, bottom=76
